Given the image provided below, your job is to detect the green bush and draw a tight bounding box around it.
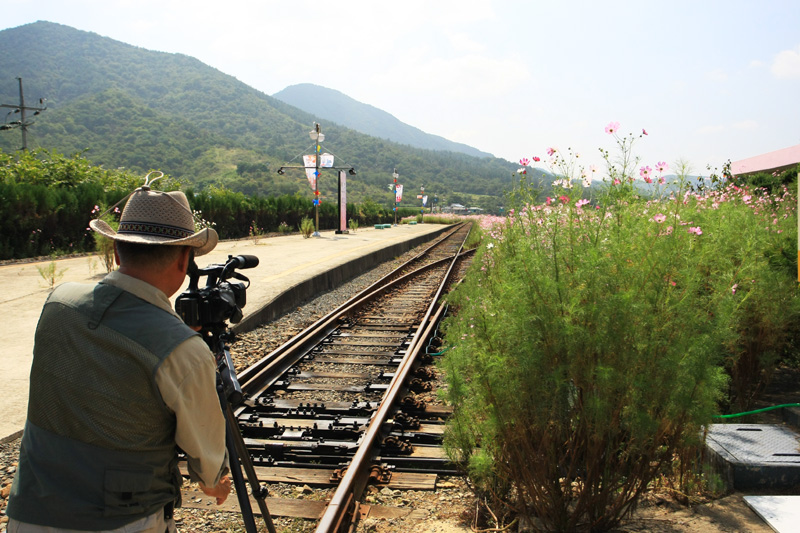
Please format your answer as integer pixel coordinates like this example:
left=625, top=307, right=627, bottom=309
left=299, top=217, right=314, bottom=238
left=441, top=137, right=798, bottom=530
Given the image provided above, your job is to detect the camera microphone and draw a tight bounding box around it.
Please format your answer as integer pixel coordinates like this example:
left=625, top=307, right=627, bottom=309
left=229, top=255, right=259, bottom=269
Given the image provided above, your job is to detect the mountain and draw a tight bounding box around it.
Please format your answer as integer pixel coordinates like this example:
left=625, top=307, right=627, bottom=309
left=0, top=21, right=516, bottom=211
left=273, top=84, right=492, bottom=158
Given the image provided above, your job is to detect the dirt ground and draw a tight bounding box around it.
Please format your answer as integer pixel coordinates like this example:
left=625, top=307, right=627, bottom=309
left=357, top=366, right=800, bottom=533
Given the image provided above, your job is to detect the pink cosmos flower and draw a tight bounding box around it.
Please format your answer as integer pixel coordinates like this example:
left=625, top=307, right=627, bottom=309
left=642, top=128, right=648, bottom=135
left=732, top=284, right=738, bottom=295
left=651, top=213, right=666, bottom=224
left=576, top=199, right=590, bottom=208
left=605, top=121, right=620, bottom=134
left=559, top=195, right=569, bottom=204
left=687, top=226, right=703, bottom=235
left=656, top=161, right=668, bottom=173
left=640, top=165, right=652, bottom=179
left=519, top=158, right=530, bottom=166
left=547, top=147, right=557, bottom=156
left=533, top=156, right=541, bottom=162
left=545, top=197, right=553, bottom=206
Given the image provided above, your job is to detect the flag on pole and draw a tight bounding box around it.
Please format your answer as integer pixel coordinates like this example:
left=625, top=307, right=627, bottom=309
left=320, top=153, right=334, bottom=167
left=422, top=195, right=428, bottom=206
left=395, top=184, right=403, bottom=203
left=303, top=155, right=317, bottom=190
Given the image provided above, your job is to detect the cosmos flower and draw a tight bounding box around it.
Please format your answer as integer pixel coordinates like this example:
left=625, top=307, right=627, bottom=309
left=605, top=121, right=620, bottom=134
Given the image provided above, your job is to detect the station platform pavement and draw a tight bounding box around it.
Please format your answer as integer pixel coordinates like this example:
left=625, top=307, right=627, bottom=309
left=0, top=223, right=450, bottom=441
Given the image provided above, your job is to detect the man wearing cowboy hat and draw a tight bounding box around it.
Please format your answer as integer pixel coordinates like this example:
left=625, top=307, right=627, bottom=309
left=7, top=176, right=231, bottom=532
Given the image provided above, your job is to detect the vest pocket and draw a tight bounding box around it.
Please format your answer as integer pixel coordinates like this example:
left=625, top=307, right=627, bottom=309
left=103, top=467, right=155, bottom=516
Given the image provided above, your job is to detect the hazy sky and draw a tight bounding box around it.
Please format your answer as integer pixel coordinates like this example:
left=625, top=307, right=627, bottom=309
left=3, top=0, right=800, bottom=177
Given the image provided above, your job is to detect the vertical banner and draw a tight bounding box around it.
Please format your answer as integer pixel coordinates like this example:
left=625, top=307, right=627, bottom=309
left=320, top=153, right=334, bottom=167
left=303, top=155, right=317, bottom=190
left=337, top=170, right=347, bottom=234
left=422, top=195, right=428, bottom=206
left=395, top=184, right=403, bottom=203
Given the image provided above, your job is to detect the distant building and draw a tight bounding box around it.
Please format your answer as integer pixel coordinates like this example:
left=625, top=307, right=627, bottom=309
left=730, top=144, right=800, bottom=177
left=443, top=203, right=467, bottom=214
left=442, top=203, right=484, bottom=215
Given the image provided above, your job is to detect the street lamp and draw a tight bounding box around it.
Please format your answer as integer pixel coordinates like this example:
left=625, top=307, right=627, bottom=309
left=310, top=124, right=325, bottom=237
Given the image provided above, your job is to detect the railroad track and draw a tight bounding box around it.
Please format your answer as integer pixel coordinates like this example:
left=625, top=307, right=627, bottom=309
left=217, top=223, right=474, bottom=532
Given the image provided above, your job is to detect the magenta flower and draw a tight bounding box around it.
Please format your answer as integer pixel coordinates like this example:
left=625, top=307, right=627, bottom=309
left=576, top=198, right=590, bottom=208
left=605, top=121, right=620, bottom=134
left=519, top=157, right=530, bottom=166
left=651, top=213, right=667, bottom=224
left=533, top=156, right=541, bottom=162
left=640, top=165, right=652, bottom=179
left=545, top=197, right=553, bottom=206
left=642, top=128, right=648, bottom=135
left=687, top=226, right=703, bottom=235
left=517, top=167, right=527, bottom=174
left=547, top=147, right=557, bottom=156
left=656, top=161, right=668, bottom=173
left=559, top=195, right=569, bottom=204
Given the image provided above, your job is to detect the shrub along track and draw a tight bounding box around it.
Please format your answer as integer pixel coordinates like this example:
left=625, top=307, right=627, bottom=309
left=177, top=223, right=475, bottom=532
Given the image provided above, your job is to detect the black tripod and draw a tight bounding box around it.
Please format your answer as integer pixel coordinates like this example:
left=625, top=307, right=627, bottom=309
left=205, top=324, right=276, bottom=533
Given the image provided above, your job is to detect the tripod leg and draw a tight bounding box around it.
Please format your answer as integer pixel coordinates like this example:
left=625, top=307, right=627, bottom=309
left=225, top=405, right=260, bottom=533
left=227, top=404, right=278, bottom=533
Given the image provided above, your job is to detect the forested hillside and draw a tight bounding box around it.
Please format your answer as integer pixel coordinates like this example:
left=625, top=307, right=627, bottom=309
left=0, top=21, right=521, bottom=211
left=273, top=83, right=492, bottom=158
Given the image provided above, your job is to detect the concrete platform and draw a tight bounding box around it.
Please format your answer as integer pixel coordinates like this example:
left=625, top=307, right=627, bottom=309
left=0, top=224, right=449, bottom=441
left=744, top=495, right=800, bottom=533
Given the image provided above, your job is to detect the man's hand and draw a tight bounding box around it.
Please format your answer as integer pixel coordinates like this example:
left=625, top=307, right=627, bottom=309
left=199, top=475, right=232, bottom=505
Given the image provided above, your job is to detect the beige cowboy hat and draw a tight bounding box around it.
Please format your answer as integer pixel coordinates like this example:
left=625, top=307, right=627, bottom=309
left=89, top=172, right=218, bottom=256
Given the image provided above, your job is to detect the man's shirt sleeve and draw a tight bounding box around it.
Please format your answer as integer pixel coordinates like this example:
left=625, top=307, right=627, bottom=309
left=155, top=336, right=229, bottom=487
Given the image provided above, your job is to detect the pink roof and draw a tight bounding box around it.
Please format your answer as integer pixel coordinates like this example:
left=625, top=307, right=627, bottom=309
left=731, top=144, right=800, bottom=176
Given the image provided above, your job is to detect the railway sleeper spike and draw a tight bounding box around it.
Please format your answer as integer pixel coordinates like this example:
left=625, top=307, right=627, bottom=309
left=381, top=435, right=414, bottom=455
left=409, top=378, right=433, bottom=392
left=368, top=464, right=393, bottom=484
left=399, top=396, right=427, bottom=413
left=413, top=366, right=436, bottom=380
left=393, top=411, right=421, bottom=429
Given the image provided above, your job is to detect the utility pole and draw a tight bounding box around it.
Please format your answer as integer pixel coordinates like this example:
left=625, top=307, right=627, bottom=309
left=1, top=78, right=47, bottom=150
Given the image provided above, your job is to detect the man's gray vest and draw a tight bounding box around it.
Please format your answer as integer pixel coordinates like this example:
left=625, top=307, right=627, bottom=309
left=7, top=281, right=197, bottom=529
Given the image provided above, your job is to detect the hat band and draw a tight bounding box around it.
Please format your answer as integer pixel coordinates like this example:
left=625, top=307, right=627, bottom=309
left=118, top=221, right=195, bottom=240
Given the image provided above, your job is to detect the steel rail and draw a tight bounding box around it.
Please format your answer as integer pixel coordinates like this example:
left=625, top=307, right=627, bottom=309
left=314, top=227, right=470, bottom=532
left=235, top=251, right=462, bottom=408
left=235, top=223, right=469, bottom=399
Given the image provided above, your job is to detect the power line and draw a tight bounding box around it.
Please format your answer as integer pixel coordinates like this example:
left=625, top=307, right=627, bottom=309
left=1, top=77, right=47, bottom=150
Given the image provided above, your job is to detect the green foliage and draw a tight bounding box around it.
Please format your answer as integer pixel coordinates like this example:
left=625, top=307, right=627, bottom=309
left=0, top=148, right=440, bottom=260
left=36, top=259, right=67, bottom=290
left=299, top=217, right=314, bottom=238
left=91, top=203, right=119, bottom=272
left=0, top=149, right=141, bottom=259
left=441, top=177, right=798, bottom=530
left=248, top=219, right=264, bottom=244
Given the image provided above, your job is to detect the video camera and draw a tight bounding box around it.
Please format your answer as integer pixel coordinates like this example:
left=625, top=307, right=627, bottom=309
left=175, top=254, right=259, bottom=329
left=175, top=254, right=259, bottom=406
